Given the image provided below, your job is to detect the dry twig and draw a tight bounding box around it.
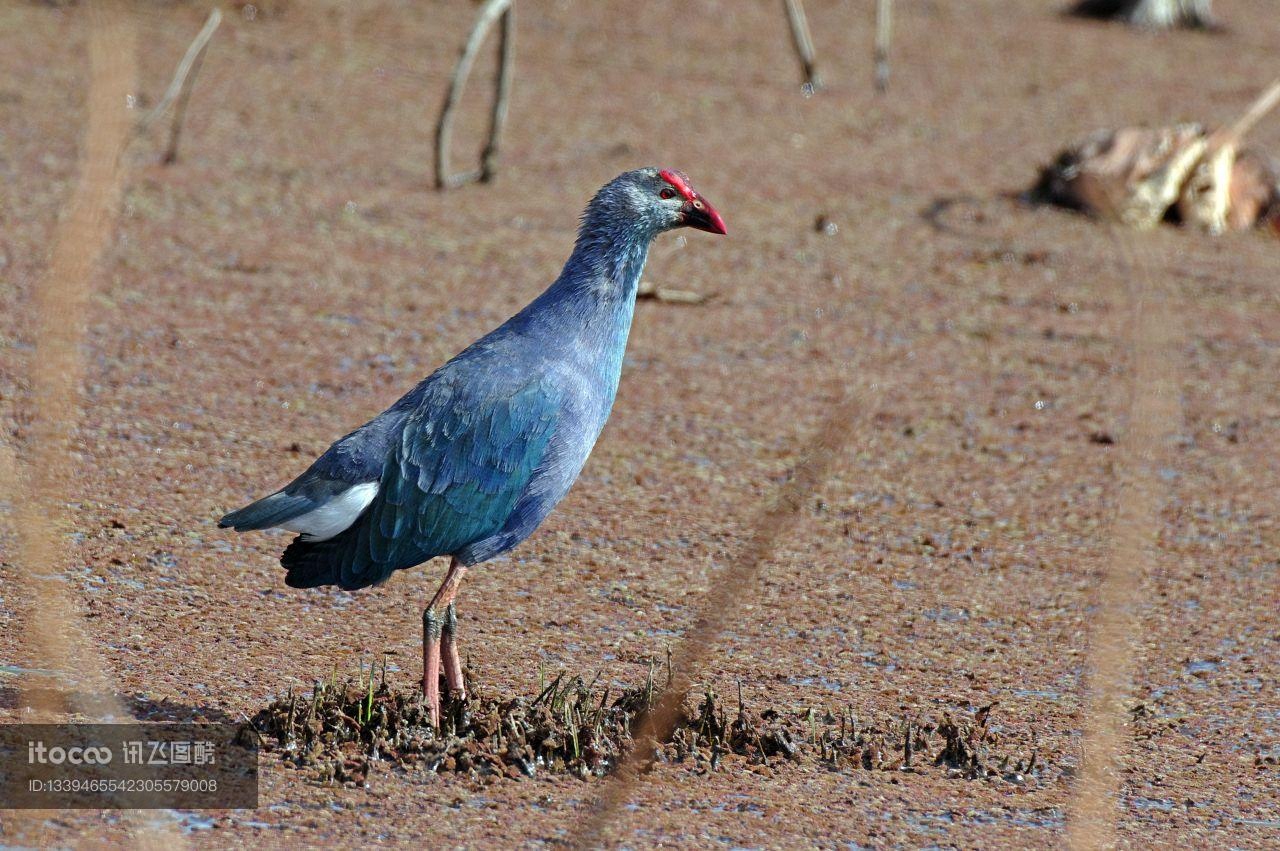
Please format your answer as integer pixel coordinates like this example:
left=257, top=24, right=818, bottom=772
left=874, top=0, right=892, bottom=93
left=435, top=0, right=516, bottom=190
left=135, top=7, right=221, bottom=165
left=782, top=0, right=822, bottom=91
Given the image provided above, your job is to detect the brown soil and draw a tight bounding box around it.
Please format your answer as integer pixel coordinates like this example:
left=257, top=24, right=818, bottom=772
left=1, top=0, right=1279, bottom=847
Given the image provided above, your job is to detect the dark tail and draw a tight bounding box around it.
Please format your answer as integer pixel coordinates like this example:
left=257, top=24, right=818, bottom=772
left=281, top=525, right=418, bottom=592
left=219, top=491, right=314, bottom=532
left=281, top=534, right=346, bottom=588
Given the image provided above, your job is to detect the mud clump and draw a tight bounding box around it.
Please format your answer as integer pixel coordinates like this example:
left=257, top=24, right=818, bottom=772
left=671, top=692, right=1040, bottom=784
left=251, top=663, right=659, bottom=784
left=253, top=665, right=1047, bottom=787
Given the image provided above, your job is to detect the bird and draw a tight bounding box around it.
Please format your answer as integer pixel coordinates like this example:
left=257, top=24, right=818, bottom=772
left=219, top=167, right=726, bottom=726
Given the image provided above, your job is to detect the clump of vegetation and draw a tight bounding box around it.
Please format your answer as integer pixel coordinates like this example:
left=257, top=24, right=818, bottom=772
left=668, top=690, right=1040, bottom=782
left=252, top=660, right=665, bottom=784
left=253, top=662, right=1046, bottom=787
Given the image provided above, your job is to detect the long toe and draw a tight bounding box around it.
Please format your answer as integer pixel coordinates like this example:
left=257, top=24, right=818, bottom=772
left=424, top=665, right=440, bottom=726
left=442, top=641, right=465, bottom=701
left=424, top=671, right=441, bottom=729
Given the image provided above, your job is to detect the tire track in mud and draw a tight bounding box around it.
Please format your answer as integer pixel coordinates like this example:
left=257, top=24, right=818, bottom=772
left=14, top=0, right=134, bottom=725
left=1065, top=232, right=1184, bottom=850
left=2, top=3, right=181, bottom=847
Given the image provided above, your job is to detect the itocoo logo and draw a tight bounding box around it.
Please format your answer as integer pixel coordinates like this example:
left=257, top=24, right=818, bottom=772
left=28, top=741, right=113, bottom=765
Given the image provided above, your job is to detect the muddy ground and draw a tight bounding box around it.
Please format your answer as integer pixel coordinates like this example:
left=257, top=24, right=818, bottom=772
left=1, top=0, right=1278, bottom=846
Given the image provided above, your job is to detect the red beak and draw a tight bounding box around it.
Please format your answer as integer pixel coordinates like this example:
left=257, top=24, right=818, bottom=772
left=682, top=195, right=727, bottom=235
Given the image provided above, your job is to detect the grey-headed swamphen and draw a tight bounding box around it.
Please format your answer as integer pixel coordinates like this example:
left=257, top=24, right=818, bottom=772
left=219, top=168, right=726, bottom=724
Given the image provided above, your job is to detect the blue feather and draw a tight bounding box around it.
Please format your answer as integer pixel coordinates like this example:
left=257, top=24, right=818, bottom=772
left=246, top=169, right=699, bottom=590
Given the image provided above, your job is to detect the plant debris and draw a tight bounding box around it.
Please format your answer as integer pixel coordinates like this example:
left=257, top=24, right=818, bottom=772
left=1032, top=80, right=1280, bottom=235
left=636, top=279, right=712, bottom=304
left=252, top=662, right=658, bottom=784
left=670, top=691, right=1040, bottom=783
left=1071, top=0, right=1215, bottom=30
left=252, top=662, right=1049, bottom=787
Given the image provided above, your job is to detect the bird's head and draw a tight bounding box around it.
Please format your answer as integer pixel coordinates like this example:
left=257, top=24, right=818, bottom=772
left=586, top=167, right=728, bottom=238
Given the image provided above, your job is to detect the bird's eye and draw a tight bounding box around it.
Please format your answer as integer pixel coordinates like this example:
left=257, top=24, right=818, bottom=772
left=659, top=188, right=675, bottom=200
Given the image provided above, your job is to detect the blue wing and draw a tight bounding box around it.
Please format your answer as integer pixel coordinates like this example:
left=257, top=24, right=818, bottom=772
left=281, top=377, right=561, bottom=590
left=218, top=406, right=412, bottom=534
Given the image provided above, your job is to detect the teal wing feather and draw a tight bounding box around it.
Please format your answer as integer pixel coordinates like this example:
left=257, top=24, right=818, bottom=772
left=282, top=378, right=561, bottom=590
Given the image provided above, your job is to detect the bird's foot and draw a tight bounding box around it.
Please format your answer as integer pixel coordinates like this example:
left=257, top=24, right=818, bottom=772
left=422, top=558, right=469, bottom=730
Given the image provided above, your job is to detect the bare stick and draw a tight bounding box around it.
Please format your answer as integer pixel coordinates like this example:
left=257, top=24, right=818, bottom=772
left=480, top=2, right=515, bottom=182
left=782, top=0, right=822, bottom=91
left=1213, top=78, right=1280, bottom=150
left=874, top=0, right=892, bottom=93
left=136, top=8, right=221, bottom=138
left=160, top=17, right=220, bottom=165
left=435, top=0, right=515, bottom=190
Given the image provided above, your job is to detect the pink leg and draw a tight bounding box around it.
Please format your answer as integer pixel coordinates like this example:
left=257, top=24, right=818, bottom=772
left=421, top=558, right=468, bottom=727
left=442, top=602, right=467, bottom=701
left=423, top=610, right=442, bottom=726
